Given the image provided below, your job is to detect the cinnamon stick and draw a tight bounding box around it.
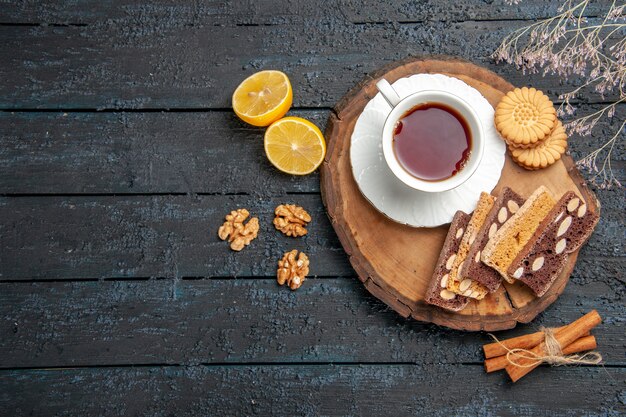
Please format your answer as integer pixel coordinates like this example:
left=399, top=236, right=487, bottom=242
left=483, top=325, right=567, bottom=359
left=484, top=335, right=597, bottom=373
left=505, top=310, right=602, bottom=382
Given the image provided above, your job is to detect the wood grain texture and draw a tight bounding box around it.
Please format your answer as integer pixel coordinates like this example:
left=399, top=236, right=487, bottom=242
left=339, top=0, right=610, bottom=22
left=0, top=274, right=623, bottom=368
left=0, top=194, right=351, bottom=280
left=1, top=365, right=623, bottom=417
left=0, top=0, right=609, bottom=24
left=321, top=56, right=602, bottom=330
left=0, top=19, right=617, bottom=110
left=0, top=111, right=325, bottom=194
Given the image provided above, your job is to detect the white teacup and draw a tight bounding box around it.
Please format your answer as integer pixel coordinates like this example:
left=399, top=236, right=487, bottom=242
left=376, top=78, right=485, bottom=193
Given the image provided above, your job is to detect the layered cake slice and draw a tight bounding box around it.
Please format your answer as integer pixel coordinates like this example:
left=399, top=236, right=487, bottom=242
left=460, top=187, right=526, bottom=292
left=425, top=211, right=471, bottom=311
left=446, top=192, right=494, bottom=299
left=482, top=186, right=557, bottom=283
left=508, top=191, right=600, bottom=296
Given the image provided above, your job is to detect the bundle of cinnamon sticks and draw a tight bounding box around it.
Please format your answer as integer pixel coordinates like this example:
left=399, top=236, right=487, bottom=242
left=483, top=310, right=602, bottom=382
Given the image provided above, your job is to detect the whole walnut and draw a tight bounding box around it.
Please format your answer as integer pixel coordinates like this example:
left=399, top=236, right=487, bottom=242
left=218, top=208, right=259, bottom=251
left=277, top=249, right=310, bottom=290
left=273, top=204, right=311, bottom=237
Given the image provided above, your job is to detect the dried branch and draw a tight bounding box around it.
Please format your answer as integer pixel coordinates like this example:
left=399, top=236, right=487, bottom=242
left=494, top=0, right=625, bottom=188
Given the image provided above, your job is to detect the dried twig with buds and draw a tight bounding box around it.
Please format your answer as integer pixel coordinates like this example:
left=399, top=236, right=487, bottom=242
left=494, top=0, right=625, bottom=188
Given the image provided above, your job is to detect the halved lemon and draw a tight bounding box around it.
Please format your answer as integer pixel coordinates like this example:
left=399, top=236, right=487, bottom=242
left=232, top=70, right=293, bottom=127
left=264, top=117, right=326, bottom=175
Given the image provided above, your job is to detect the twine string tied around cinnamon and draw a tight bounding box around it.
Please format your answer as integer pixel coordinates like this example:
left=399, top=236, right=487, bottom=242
left=488, top=327, right=602, bottom=368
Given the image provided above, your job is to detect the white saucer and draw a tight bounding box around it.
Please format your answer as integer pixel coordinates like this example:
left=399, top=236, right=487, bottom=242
left=350, top=73, right=506, bottom=227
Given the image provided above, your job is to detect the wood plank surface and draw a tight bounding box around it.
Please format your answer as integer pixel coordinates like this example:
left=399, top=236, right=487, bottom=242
left=0, top=0, right=623, bottom=413
left=0, top=105, right=622, bottom=195
left=0, top=110, right=324, bottom=194
left=0, top=274, right=623, bottom=368
left=0, top=0, right=609, bottom=25
left=0, top=191, right=621, bottom=280
left=0, top=365, right=623, bottom=416
left=339, top=0, right=611, bottom=22
left=0, top=20, right=618, bottom=110
left=0, top=194, right=353, bottom=280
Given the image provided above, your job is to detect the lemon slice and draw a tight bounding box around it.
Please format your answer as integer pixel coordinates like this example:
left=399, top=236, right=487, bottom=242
left=264, top=117, right=326, bottom=175
left=232, top=70, right=293, bottom=127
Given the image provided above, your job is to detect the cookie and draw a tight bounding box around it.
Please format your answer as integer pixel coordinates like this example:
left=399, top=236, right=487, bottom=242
left=495, top=87, right=556, bottom=148
left=509, top=120, right=568, bottom=170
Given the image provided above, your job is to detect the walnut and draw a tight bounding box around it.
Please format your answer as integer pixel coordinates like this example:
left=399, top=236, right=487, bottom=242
left=218, top=208, right=259, bottom=251
left=273, top=204, right=311, bottom=237
left=277, top=249, right=310, bottom=290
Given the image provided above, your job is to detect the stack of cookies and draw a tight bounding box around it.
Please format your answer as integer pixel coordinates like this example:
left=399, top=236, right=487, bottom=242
left=495, top=87, right=568, bottom=170
left=425, top=186, right=599, bottom=312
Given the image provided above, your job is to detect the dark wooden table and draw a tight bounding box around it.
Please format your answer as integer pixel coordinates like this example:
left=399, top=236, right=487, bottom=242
left=0, top=1, right=624, bottom=416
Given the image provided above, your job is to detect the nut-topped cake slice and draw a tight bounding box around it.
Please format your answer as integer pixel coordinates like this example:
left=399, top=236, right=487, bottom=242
left=446, top=192, right=494, bottom=299
left=460, top=187, right=526, bottom=292
left=508, top=191, right=600, bottom=296
left=482, top=186, right=557, bottom=283
left=425, top=211, right=471, bottom=311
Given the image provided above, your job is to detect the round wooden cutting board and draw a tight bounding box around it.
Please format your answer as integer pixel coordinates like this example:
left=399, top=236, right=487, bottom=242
left=320, top=56, right=600, bottom=331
